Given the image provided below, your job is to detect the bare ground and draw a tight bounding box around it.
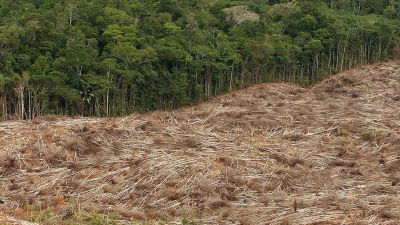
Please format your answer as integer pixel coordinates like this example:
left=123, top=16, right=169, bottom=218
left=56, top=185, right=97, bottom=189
left=1, top=61, right=400, bottom=224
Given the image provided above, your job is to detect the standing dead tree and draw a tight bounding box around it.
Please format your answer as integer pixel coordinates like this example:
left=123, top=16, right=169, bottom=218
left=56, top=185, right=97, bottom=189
left=223, top=6, right=259, bottom=27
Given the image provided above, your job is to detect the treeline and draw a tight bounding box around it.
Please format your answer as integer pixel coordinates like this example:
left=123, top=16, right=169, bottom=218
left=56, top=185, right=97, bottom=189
left=0, top=0, right=399, bottom=118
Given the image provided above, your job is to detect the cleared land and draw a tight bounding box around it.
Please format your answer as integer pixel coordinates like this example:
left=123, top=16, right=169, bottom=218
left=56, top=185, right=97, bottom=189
left=1, top=62, right=400, bottom=224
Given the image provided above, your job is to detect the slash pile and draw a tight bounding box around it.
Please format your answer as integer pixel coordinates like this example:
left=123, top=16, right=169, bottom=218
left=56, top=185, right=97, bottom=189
left=1, top=62, right=400, bottom=224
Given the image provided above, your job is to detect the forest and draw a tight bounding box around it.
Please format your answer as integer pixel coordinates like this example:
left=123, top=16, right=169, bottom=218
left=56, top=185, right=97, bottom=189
left=0, top=0, right=399, bottom=118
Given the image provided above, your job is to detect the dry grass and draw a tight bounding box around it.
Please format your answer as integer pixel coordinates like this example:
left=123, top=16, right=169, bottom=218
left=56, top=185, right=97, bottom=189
left=1, top=61, right=400, bottom=224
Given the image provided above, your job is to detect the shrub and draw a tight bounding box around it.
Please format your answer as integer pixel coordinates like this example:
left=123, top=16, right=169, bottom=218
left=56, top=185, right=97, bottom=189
left=316, top=93, right=328, bottom=101
left=362, top=130, right=376, bottom=141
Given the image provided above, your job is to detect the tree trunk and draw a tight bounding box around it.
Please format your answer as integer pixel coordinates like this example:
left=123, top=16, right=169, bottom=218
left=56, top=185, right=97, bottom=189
left=229, top=63, right=234, bottom=92
left=20, top=84, right=25, bottom=120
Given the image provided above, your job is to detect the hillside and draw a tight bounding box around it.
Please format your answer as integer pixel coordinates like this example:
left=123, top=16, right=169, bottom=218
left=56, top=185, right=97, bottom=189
left=1, top=61, right=400, bottom=224
left=1, top=0, right=400, bottom=116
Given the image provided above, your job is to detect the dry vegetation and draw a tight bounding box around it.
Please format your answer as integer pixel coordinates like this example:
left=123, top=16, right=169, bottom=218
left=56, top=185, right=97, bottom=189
left=1, top=61, right=400, bottom=224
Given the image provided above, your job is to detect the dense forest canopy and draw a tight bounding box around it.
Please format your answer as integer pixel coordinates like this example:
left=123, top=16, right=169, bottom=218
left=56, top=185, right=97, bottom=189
left=0, top=0, right=399, bottom=118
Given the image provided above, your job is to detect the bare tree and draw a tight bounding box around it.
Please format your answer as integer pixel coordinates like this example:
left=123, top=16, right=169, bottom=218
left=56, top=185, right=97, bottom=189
left=223, top=6, right=259, bottom=27
left=66, top=4, right=78, bottom=26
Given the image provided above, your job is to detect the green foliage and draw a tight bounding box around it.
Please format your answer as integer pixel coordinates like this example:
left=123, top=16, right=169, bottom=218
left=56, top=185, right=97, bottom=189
left=362, top=130, right=377, bottom=141
left=337, top=128, right=349, bottom=137
left=0, top=0, right=399, bottom=118
left=316, top=93, right=328, bottom=101
left=82, top=211, right=121, bottom=225
left=29, top=208, right=54, bottom=223
left=182, top=213, right=192, bottom=225
left=0, top=74, right=5, bottom=92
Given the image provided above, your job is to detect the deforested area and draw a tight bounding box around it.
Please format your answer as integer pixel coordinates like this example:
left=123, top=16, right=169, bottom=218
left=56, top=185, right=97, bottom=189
left=1, top=61, right=399, bottom=224
left=1, top=0, right=400, bottom=117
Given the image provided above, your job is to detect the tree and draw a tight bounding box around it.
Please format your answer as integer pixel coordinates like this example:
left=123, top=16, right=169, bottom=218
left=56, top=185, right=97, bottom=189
left=223, top=6, right=260, bottom=27
left=0, top=74, right=6, bottom=119
left=65, top=27, right=96, bottom=76
left=12, top=72, right=29, bottom=120
left=103, top=6, right=133, bottom=25
left=65, top=3, right=78, bottom=26
left=100, top=58, right=118, bottom=117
